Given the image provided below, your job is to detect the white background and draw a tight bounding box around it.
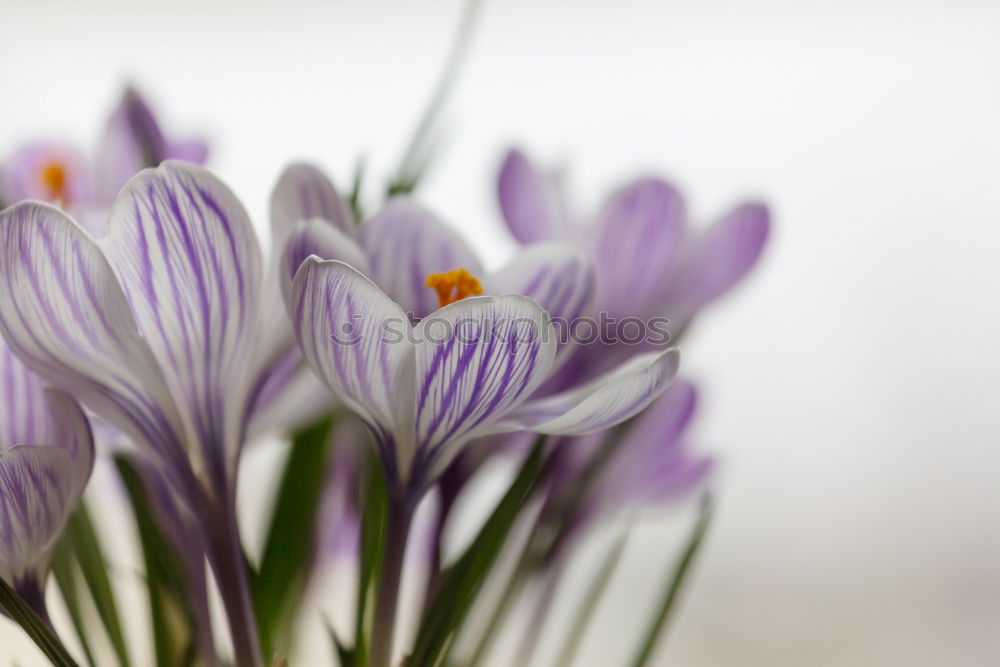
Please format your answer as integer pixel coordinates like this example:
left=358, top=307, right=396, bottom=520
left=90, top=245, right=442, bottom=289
left=2, top=0, right=999, bottom=664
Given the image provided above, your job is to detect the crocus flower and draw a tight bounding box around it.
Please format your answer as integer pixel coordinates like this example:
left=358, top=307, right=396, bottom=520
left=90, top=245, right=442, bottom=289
left=247, top=162, right=598, bottom=435
left=0, top=86, right=207, bottom=235
left=291, top=258, right=679, bottom=498
left=0, top=162, right=295, bottom=667
left=0, top=343, right=94, bottom=621
left=497, top=148, right=770, bottom=335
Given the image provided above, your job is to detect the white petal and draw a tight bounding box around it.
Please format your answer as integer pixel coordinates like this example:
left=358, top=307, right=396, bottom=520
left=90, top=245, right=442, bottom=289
left=102, top=161, right=263, bottom=467
left=291, top=259, right=416, bottom=474
left=270, top=162, right=355, bottom=241
left=0, top=202, right=189, bottom=467
left=411, top=295, right=556, bottom=479
left=494, top=348, right=680, bottom=435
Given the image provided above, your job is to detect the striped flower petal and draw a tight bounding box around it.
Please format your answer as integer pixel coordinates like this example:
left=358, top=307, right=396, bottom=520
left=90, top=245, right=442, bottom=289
left=280, top=219, right=369, bottom=308
left=592, top=177, right=686, bottom=317
left=497, top=149, right=565, bottom=244
left=412, top=295, right=556, bottom=478
left=271, top=162, right=355, bottom=241
left=660, top=201, right=770, bottom=318
left=291, top=259, right=416, bottom=473
left=0, top=202, right=188, bottom=465
left=0, top=345, right=55, bottom=453
left=493, top=348, right=680, bottom=435
left=361, top=198, right=483, bottom=320
left=0, top=445, right=76, bottom=584
left=102, top=161, right=262, bottom=466
left=0, top=387, right=93, bottom=585
left=484, top=242, right=594, bottom=366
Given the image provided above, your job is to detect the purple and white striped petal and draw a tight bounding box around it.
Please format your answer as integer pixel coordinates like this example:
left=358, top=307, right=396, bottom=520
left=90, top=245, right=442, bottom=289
left=484, top=243, right=595, bottom=366
left=43, top=389, right=95, bottom=499
left=0, top=345, right=55, bottom=453
left=271, top=163, right=355, bottom=241
left=281, top=220, right=369, bottom=308
left=660, top=201, right=770, bottom=317
left=592, top=178, right=686, bottom=317
left=0, top=445, right=76, bottom=583
left=0, top=202, right=188, bottom=465
left=361, top=198, right=483, bottom=320
left=493, top=348, right=680, bottom=435
left=291, top=259, right=416, bottom=471
left=102, top=161, right=262, bottom=467
left=497, top=149, right=565, bottom=244
left=412, top=295, right=556, bottom=479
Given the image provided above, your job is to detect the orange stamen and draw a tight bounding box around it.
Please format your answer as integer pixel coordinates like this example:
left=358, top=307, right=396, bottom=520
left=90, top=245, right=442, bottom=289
left=39, top=161, right=68, bottom=203
left=426, top=267, right=484, bottom=308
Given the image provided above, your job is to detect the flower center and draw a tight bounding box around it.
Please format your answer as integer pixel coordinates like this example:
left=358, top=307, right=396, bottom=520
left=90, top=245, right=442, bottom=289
left=39, top=161, right=68, bottom=202
left=426, top=267, right=483, bottom=307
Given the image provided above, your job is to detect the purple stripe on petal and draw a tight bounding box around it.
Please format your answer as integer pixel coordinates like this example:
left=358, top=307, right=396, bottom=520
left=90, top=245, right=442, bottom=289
left=496, top=348, right=680, bottom=436
left=497, top=149, right=566, bottom=244
left=291, top=259, right=415, bottom=472
left=592, top=177, right=686, bottom=317
left=0, top=446, right=77, bottom=583
left=0, top=202, right=189, bottom=466
left=103, top=161, right=263, bottom=467
left=412, top=295, right=556, bottom=477
left=270, top=163, right=355, bottom=242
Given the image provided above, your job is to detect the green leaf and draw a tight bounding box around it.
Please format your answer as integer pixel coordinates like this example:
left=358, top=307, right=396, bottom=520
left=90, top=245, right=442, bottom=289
left=324, top=614, right=354, bottom=667
left=407, top=441, right=545, bottom=667
left=554, top=528, right=630, bottom=667
left=50, top=544, right=98, bottom=667
left=114, top=455, right=202, bottom=667
left=348, top=158, right=366, bottom=224
left=59, top=505, right=132, bottom=667
left=352, top=451, right=388, bottom=666
left=628, top=495, right=714, bottom=667
left=387, top=0, right=484, bottom=196
left=0, top=575, right=80, bottom=667
left=252, top=415, right=334, bottom=660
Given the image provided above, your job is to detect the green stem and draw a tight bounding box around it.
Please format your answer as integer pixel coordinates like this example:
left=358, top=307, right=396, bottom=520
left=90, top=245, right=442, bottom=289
left=206, top=497, right=264, bottom=667
left=554, top=530, right=630, bottom=667
left=629, top=496, right=714, bottom=667
left=369, top=494, right=414, bottom=667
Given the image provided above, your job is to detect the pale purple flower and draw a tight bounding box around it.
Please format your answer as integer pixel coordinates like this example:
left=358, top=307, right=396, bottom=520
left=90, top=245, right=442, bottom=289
left=248, top=162, right=598, bottom=434
left=564, top=379, right=711, bottom=526
left=498, top=148, right=770, bottom=331
left=0, top=344, right=93, bottom=618
left=290, top=257, right=680, bottom=493
left=0, top=143, right=93, bottom=210
left=0, top=86, right=207, bottom=234
left=94, top=85, right=209, bottom=206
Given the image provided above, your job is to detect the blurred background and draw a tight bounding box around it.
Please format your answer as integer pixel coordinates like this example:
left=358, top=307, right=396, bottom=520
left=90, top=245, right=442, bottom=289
left=2, top=0, right=999, bottom=664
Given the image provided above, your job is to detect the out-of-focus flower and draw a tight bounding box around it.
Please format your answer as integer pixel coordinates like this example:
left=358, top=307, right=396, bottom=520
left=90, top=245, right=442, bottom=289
left=290, top=257, right=679, bottom=494
left=94, top=86, right=208, bottom=205
left=549, top=380, right=711, bottom=549
left=0, top=344, right=93, bottom=619
left=0, top=144, right=93, bottom=210
left=0, top=86, right=207, bottom=235
left=497, top=148, right=770, bottom=332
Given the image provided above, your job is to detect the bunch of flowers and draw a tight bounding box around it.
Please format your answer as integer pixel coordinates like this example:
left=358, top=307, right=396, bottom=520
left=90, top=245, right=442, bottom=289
left=0, top=55, right=767, bottom=667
